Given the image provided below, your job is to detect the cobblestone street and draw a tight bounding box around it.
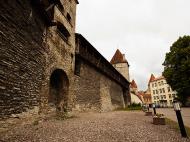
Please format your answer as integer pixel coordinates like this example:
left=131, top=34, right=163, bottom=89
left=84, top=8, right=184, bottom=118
left=0, top=111, right=189, bottom=142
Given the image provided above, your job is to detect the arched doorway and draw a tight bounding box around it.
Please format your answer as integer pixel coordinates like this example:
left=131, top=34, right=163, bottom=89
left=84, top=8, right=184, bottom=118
left=49, top=69, right=69, bottom=112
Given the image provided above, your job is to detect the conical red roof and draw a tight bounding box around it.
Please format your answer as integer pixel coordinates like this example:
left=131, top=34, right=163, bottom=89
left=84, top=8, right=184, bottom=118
left=110, top=49, right=128, bottom=64
left=130, top=79, right=137, bottom=88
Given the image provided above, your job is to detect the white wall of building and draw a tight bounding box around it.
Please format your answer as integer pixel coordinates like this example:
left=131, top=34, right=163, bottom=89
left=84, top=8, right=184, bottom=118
left=113, top=63, right=130, bottom=82
left=130, top=93, right=143, bottom=104
left=149, top=78, right=177, bottom=107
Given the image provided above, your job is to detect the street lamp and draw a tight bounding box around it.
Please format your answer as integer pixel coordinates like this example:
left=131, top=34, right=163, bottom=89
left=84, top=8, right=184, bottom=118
left=152, top=103, right=156, bottom=115
left=173, top=101, right=181, bottom=111
left=173, top=100, right=188, bottom=138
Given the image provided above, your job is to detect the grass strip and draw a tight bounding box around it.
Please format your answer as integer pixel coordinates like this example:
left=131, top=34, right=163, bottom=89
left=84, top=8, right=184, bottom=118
left=165, top=118, right=190, bottom=137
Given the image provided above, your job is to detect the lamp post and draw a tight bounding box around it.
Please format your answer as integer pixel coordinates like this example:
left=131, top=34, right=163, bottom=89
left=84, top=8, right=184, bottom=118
left=152, top=103, right=156, bottom=115
left=173, top=100, right=188, bottom=138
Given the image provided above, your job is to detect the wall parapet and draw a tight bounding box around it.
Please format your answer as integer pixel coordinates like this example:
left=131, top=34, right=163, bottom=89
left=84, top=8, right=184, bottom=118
left=75, top=33, right=129, bottom=90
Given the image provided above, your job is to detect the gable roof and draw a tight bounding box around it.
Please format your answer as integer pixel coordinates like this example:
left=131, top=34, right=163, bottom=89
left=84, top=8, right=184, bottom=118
left=110, top=49, right=128, bottom=64
left=148, top=74, right=165, bottom=84
left=148, top=74, right=155, bottom=84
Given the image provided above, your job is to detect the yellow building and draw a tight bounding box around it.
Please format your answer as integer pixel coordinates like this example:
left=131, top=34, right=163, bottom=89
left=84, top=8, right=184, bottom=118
left=148, top=74, right=177, bottom=107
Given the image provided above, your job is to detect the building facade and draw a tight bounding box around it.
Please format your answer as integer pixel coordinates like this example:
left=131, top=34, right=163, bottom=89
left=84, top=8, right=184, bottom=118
left=148, top=74, right=177, bottom=107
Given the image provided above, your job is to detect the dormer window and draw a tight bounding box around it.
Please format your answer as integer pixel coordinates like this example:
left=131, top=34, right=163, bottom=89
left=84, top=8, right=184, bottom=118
left=57, top=22, right=70, bottom=42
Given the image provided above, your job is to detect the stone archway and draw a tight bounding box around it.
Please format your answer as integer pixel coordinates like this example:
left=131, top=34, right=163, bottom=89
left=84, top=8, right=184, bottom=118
left=49, top=69, right=69, bottom=112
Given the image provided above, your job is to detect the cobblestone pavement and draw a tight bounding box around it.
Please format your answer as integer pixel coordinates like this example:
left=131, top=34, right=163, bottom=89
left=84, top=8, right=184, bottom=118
left=156, top=108, right=190, bottom=127
left=0, top=111, right=190, bottom=142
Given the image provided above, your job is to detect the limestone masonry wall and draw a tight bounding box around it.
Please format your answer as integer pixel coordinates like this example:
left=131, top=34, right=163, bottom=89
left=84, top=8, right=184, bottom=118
left=75, top=61, right=125, bottom=112
left=114, top=63, right=130, bottom=82
left=0, top=0, right=77, bottom=118
left=0, top=0, right=46, bottom=118
left=75, top=62, right=102, bottom=111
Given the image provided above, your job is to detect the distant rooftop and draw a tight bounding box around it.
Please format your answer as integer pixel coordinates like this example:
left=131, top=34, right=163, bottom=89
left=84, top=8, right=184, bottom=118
left=130, top=79, right=137, bottom=88
left=149, top=74, right=165, bottom=83
left=110, top=49, right=129, bottom=65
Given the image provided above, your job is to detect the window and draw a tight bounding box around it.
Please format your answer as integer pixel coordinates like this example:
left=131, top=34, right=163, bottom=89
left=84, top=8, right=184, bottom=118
left=161, top=96, right=163, bottom=100
left=158, top=82, right=160, bottom=86
left=172, top=94, right=175, bottom=98
left=66, top=13, right=72, bottom=22
left=154, top=96, right=156, bottom=100
left=155, top=83, right=157, bottom=87
left=74, top=59, right=81, bottom=76
left=57, top=22, right=70, bottom=42
left=169, top=94, right=171, bottom=98
left=153, top=90, right=155, bottom=94
left=152, top=83, right=154, bottom=87
left=163, top=95, right=166, bottom=99
left=160, top=89, right=162, bottom=93
left=156, top=90, right=158, bottom=94
left=168, top=87, right=171, bottom=92
left=161, top=81, right=163, bottom=85
left=162, top=88, right=165, bottom=93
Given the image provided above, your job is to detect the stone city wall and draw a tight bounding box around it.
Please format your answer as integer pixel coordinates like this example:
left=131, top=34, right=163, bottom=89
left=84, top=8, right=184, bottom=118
left=74, top=61, right=125, bottom=112
left=74, top=34, right=129, bottom=112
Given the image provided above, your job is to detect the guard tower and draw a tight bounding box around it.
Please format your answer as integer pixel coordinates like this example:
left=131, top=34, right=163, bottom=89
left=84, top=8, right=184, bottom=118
left=110, top=49, right=130, bottom=82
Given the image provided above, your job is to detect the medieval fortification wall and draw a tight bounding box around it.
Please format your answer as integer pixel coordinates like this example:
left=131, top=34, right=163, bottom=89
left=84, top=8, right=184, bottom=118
left=0, top=0, right=129, bottom=119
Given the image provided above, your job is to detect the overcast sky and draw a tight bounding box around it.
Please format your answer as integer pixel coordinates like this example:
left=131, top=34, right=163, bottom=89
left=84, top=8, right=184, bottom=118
left=76, top=0, right=190, bottom=91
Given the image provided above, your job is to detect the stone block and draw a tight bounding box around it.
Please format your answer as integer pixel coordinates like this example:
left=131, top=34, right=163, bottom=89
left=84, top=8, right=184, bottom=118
left=145, top=111, right=152, bottom=116
left=153, top=117, right=166, bottom=125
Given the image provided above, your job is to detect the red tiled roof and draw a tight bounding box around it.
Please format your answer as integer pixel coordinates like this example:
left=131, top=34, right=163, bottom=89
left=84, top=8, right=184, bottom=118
left=110, top=49, right=128, bottom=64
left=149, top=74, right=165, bottom=83
left=130, top=79, right=137, bottom=88
left=137, top=91, right=151, bottom=100
left=136, top=94, right=143, bottom=102
left=148, top=74, right=155, bottom=84
left=143, top=93, right=151, bottom=98
left=138, top=91, right=144, bottom=96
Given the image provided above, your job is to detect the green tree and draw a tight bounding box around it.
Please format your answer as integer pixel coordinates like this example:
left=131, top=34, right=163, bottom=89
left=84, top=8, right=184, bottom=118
left=163, top=36, right=190, bottom=105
